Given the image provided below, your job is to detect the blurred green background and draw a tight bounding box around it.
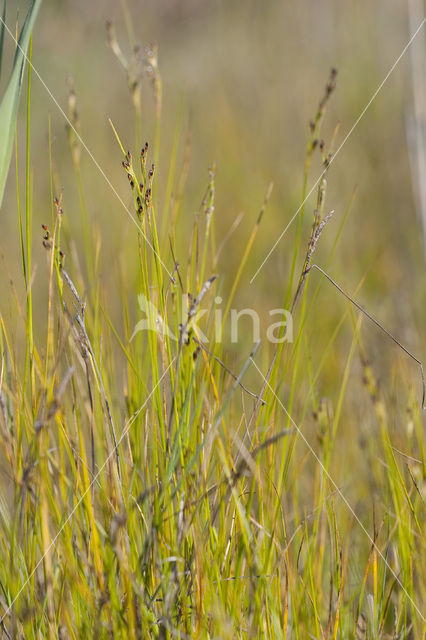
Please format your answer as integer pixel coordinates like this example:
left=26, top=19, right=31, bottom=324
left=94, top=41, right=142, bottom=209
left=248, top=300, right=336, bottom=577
left=1, top=0, right=425, bottom=420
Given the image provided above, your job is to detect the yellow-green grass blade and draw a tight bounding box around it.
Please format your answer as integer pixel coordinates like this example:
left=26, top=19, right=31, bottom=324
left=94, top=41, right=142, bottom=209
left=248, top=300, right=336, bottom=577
left=0, top=0, right=42, bottom=208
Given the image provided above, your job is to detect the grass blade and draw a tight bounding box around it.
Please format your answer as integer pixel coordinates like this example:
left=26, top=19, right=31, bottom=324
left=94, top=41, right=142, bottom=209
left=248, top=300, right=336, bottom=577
left=0, top=0, right=42, bottom=208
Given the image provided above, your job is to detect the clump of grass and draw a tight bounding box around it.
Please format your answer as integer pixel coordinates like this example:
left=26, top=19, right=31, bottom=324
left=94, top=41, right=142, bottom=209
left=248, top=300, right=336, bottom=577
left=0, top=13, right=425, bottom=640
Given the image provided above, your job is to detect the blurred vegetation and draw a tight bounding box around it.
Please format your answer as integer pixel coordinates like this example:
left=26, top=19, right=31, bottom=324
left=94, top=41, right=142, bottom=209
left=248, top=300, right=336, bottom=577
left=0, top=0, right=425, bottom=637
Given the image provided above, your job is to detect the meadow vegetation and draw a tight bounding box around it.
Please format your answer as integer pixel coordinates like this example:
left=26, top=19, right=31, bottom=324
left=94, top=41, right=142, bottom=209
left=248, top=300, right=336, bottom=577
left=0, top=2, right=425, bottom=638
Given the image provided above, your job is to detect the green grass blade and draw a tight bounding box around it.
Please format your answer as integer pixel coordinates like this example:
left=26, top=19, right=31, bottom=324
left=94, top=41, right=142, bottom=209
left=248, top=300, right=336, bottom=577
left=0, top=0, right=42, bottom=208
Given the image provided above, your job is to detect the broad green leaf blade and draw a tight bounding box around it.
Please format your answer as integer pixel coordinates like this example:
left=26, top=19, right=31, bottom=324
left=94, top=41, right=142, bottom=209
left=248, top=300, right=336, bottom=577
left=0, top=2, right=6, bottom=78
left=0, top=0, right=42, bottom=208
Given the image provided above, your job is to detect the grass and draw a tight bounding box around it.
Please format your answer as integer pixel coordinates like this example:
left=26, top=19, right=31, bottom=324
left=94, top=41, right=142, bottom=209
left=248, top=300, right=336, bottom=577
left=0, top=10, right=425, bottom=640
left=0, top=0, right=42, bottom=208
